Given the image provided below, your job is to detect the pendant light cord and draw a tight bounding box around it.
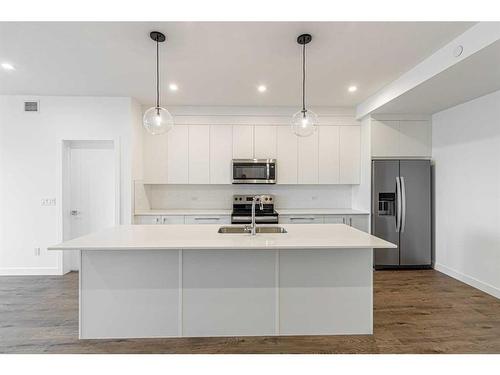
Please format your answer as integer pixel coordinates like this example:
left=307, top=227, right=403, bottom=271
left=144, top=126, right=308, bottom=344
left=156, top=38, right=160, bottom=111
left=302, top=43, right=306, bottom=113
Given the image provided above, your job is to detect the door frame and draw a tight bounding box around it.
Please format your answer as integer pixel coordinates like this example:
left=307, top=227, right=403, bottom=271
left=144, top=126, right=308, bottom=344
left=58, top=138, right=121, bottom=274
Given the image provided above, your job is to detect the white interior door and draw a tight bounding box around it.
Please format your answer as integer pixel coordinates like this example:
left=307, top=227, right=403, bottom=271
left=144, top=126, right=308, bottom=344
left=65, top=140, right=116, bottom=272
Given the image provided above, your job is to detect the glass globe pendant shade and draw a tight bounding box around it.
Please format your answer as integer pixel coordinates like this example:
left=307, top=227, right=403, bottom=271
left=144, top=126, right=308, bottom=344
left=291, top=109, right=318, bottom=137
left=143, top=106, right=174, bottom=135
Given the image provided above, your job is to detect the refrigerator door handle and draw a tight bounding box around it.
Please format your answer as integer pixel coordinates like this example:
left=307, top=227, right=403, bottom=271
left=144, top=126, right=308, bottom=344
left=395, top=177, right=401, bottom=232
left=400, top=176, right=407, bottom=232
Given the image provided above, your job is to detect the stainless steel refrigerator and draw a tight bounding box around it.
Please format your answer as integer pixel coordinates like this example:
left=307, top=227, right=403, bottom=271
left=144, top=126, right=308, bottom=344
left=372, top=160, right=432, bottom=269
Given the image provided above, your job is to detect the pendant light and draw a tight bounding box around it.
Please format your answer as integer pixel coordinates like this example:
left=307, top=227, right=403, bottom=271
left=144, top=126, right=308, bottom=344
left=143, top=31, right=174, bottom=135
left=291, top=33, right=318, bottom=137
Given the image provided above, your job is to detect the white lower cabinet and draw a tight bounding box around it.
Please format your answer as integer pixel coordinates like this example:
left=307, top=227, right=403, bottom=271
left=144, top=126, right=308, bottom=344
left=285, top=214, right=369, bottom=232
left=279, top=215, right=324, bottom=224
left=135, top=215, right=185, bottom=225
left=184, top=215, right=230, bottom=225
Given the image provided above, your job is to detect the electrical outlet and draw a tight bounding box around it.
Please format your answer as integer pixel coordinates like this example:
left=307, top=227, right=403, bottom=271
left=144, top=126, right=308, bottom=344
left=311, top=196, right=318, bottom=201
left=41, top=198, right=56, bottom=206
left=191, top=196, right=199, bottom=201
left=34, top=247, right=41, bottom=256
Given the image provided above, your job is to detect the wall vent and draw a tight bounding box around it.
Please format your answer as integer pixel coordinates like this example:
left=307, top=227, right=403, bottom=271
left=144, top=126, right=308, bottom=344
left=24, top=101, right=39, bottom=112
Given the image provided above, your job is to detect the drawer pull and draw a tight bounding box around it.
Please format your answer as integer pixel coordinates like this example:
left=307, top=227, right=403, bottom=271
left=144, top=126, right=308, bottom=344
left=194, top=217, right=220, bottom=221
left=290, top=217, right=315, bottom=220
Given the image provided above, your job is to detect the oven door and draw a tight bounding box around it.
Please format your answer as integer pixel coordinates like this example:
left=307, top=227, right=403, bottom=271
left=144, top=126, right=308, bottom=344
left=232, top=159, right=276, bottom=184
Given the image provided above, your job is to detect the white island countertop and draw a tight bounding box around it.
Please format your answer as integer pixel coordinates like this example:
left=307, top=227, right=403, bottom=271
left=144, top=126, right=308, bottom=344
left=48, top=224, right=396, bottom=251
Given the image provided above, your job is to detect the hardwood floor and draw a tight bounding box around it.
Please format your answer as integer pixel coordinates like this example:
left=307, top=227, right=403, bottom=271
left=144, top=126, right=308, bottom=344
left=1, top=269, right=500, bottom=353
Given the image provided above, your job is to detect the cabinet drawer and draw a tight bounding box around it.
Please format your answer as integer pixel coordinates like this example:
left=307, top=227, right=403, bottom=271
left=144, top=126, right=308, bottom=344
left=135, top=215, right=162, bottom=225
left=184, top=215, right=231, bottom=225
left=323, top=215, right=346, bottom=224
left=161, top=215, right=185, bottom=224
left=279, top=215, right=324, bottom=224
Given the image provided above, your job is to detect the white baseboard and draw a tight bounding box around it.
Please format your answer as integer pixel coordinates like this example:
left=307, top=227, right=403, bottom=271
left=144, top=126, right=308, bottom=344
left=0, top=267, right=63, bottom=276
left=434, top=263, right=500, bottom=299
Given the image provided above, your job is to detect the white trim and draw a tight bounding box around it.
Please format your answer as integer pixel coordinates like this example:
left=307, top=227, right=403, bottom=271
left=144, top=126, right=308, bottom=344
left=0, top=267, right=62, bottom=276
left=435, top=263, right=500, bottom=299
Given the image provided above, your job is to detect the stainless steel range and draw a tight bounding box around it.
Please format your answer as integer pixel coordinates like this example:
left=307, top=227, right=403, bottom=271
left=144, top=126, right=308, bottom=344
left=231, top=194, right=278, bottom=224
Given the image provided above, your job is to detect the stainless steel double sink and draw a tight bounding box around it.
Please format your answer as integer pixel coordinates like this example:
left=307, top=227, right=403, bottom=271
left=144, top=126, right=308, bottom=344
left=218, top=226, right=288, bottom=234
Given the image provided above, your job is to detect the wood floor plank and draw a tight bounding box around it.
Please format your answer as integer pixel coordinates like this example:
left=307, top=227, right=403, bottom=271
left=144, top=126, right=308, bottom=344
left=1, top=269, right=500, bottom=353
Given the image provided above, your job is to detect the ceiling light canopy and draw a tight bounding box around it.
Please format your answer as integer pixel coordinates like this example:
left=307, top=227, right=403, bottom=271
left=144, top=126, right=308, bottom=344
left=348, top=85, right=358, bottom=93
left=143, top=31, right=174, bottom=136
left=1, top=62, right=15, bottom=71
left=169, top=83, right=179, bottom=91
left=291, top=34, right=317, bottom=137
left=257, top=85, right=267, bottom=93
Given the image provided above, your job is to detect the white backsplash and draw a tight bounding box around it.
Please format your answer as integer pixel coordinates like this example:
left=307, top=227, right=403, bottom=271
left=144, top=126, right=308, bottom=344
left=138, top=184, right=353, bottom=210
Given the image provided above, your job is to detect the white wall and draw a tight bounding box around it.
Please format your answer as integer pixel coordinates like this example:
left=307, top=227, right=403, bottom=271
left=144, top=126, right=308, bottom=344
left=432, top=89, right=500, bottom=298
left=140, top=184, right=352, bottom=211
left=0, top=95, right=136, bottom=275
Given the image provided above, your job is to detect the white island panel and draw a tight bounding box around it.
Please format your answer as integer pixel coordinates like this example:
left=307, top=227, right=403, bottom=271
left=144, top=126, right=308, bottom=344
left=279, top=249, right=372, bottom=335
left=80, top=250, right=180, bottom=339
left=183, top=250, right=276, bottom=337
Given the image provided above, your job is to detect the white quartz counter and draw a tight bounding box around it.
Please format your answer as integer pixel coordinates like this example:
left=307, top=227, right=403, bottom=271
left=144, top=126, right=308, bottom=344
left=134, top=208, right=368, bottom=216
left=134, top=209, right=232, bottom=216
left=276, top=208, right=369, bottom=215
left=49, top=224, right=395, bottom=251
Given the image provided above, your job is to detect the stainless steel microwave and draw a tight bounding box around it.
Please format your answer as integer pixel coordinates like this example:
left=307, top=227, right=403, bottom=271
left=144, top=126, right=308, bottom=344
left=232, top=159, right=276, bottom=184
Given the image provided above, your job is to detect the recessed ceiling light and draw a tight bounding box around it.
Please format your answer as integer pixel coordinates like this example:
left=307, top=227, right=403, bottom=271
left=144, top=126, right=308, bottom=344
left=348, top=85, right=358, bottom=93
left=1, top=62, right=15, bottom=71
left=169, top=83, right=179, bottom=91
left=257, top=85, right=267, bottom=93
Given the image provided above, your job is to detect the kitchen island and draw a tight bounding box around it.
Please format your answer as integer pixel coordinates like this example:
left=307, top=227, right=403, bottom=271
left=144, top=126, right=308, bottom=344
left=49, top=224, right=396, bottom=339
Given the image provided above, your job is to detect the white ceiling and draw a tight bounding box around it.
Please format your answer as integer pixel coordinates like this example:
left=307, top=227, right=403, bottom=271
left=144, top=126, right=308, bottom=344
left=0, top=22, right=475, bottom=107
left=371, top=39, right=500, bottom=115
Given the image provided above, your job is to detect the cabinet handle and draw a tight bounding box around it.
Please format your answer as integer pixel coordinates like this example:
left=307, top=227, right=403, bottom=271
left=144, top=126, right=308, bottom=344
left=290, top=217, right=315, bottom=221
left=194, top=217, right=220, bottom=221
left=342, top=217, right=346, bottom=224
left=349, top=217, right=352, bottom=226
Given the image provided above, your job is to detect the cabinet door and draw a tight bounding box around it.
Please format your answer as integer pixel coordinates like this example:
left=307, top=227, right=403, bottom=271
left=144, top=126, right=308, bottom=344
left=398, top=121, right=431, bottom=158
left=143, top=133, right=168, bottom=183
left=161, top=215, right=185, bottom=225
left=167, top=125, right=189, bottom=184
left=371, top=120, right=399, bottom=158
left=135, top=215, right=161, bottom=225
left=318, top=126, right=340, bottom=184
left=297, top=130, right=319, bottom=184
left=276, top=126, right=298, bottom=184
left=254, top=125, right=277, bottom=159
left=184, top=215, right=231, bottom=225
left=232, top=125, right=254, bottom=159
left=339, top=126, right=360, bottom=184
left=210, top=125, right=233, bottom=184
left=280, top=215, right=324, bottom=224
left=188, top=125, right=210, bottom=184
left=347, top=215, right=369, bottom=232
left=323, top=215, right=345, bottom=224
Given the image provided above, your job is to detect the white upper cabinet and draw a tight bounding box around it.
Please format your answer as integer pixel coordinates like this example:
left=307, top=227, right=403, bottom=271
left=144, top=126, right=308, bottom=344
left=232, top=125, right=254, bottom=159
left=167, top=125, right=189, bottom=184
left=398, top=121, right=431, bottom=157
left=276, top=126, right=298, bottom=184
left=371, top=119, right=431, bottom=158
left=210, top=125, right=233, bottom=184
left=371, top=120, right=400, bottom=158
left=254, top=125, right=277, bottom=159
left=318, top=126, right=340, bottom=184
left=339, top=126, right=360, bottom=184
left=143, top=132, right=168, bottom=183
left=143, top=123, right=361, bottom=185
left=188, top=125, right=210, bottom=184
left=297, top=130, right=319, bottom=184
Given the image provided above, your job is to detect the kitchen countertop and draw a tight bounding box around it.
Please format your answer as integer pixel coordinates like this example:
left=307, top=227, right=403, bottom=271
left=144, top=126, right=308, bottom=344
left=134, top=208, right=369, bottom=216
left=48, top=224, right=395, bottom=251
left=134, top=209, right=232, bottom=216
